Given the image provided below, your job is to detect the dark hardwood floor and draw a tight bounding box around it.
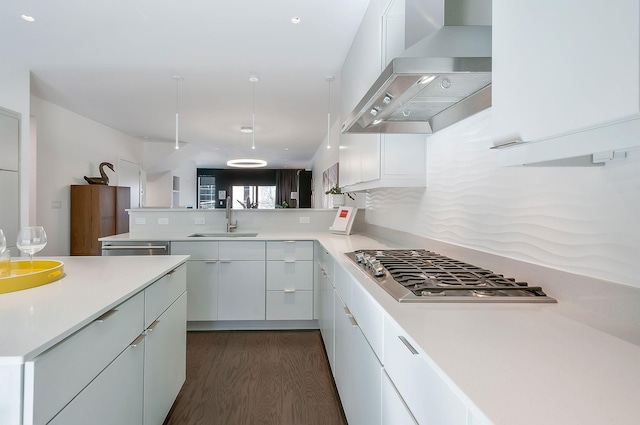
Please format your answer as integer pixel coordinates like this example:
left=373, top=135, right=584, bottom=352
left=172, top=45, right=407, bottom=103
left=163, top=330, right=347, bottom=425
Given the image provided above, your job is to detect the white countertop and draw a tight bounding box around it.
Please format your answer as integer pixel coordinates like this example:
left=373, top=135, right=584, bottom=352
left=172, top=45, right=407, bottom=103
left=61, top=233, right=640, bottom=423
left=0, top=255, right=188, bottom=364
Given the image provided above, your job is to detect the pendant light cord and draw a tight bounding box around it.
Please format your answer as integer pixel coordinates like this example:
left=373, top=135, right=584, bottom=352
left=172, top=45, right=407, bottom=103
left=326, top=76, right=334, bottom=149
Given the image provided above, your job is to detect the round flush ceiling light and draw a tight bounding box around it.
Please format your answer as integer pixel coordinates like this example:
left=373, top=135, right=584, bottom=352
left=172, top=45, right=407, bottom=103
left=21, top=14, right=35, bottom=22
left=227, top=159, right=267, bottom=168
left=291, top=16, right=301, bottom=24
left=240, top=126, right=253, bottom=133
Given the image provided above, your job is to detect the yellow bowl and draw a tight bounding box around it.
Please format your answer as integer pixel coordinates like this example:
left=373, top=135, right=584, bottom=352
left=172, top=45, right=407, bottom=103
left=0, top=260, right=64, bottom=294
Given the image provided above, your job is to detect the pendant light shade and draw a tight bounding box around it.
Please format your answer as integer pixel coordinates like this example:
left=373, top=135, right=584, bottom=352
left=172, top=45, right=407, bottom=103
left=325, top=76, right=334, bottom=149
left=172, top=74, right=183, bottom=150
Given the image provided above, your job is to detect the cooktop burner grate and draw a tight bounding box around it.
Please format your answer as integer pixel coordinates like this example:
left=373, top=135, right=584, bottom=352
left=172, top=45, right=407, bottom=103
left=345, top=249, right=556, bottom=303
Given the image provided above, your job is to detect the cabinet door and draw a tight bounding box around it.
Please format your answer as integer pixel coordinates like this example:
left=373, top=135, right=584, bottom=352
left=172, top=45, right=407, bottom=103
left=384, top=317, right=467, bottom=425
left=317, top=269, right=335, bottom=372
left=185, top=260, right=219, bottom=320
left=381, top=370, right=417, bottom=425
left=0, top=170, right=19, bottom=251
left=492, top=0, right=640, bottom=161
left=144, top=293, right=187, bottom=425
left=334, top=292, right=382, bottom=425
left=0, top=108, right=19, bottom=171
left=218, top=260, right=266, bottom=320
left=48, top=340, right=144, bottom=425
left=266, top=261, right=313, bottom=291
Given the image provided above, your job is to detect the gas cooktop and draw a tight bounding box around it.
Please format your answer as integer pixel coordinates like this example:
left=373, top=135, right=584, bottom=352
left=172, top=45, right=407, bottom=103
left=345, top=249, right=556, bottom=303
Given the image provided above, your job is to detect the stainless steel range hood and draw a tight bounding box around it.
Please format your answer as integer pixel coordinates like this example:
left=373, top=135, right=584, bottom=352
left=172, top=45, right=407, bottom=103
left=342, top=0, right=492, bottom=135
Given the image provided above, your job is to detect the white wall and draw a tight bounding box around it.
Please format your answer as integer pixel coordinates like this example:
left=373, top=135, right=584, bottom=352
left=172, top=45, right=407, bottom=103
left=365, top=109, right=640, bottom=288
left=31, top=96, right=145, bottom=255
left=174, top=160, right=197, bottom=208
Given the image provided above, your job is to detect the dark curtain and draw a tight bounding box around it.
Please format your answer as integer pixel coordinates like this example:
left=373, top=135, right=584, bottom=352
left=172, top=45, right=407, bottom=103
left=275, top=169, right=299, bottom=207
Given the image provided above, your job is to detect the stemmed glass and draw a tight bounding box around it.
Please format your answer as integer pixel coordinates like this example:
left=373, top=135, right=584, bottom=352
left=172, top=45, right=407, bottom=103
left=16, top=226, right=47, bottom=270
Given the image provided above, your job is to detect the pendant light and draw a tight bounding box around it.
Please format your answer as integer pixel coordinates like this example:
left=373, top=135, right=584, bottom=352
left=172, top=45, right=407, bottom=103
left=171, top=74, right=183, bottom=150
left=325, top=76, right=334, bottom=149
left=249, top=75, right=259, bottom=150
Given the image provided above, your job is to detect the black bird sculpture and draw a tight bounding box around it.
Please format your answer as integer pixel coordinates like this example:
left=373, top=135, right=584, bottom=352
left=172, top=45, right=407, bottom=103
left=84, top=162, right=114, bottom=185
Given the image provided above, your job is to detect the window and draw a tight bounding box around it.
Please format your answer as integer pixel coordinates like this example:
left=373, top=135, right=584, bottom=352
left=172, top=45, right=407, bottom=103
left=198, top=176, right=216, bottom=209
left=231, top=185, right=276, bottom=209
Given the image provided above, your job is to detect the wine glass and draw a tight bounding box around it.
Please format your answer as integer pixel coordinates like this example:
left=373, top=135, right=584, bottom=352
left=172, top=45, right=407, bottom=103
left=17, top=226, right=47, bottom=270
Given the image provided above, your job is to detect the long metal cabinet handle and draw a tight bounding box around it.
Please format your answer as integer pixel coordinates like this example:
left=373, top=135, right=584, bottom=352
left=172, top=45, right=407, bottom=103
left=398, top=336, right=419, bottom=355
left=102, top=245, right=167, bottom=250
left=146, top=320, right=160, bottom=332
left=130, top=334, right=146, bottom=347
left=284, top=289, right=296, bottom=293
left=94, top=309, right=118, bottom=322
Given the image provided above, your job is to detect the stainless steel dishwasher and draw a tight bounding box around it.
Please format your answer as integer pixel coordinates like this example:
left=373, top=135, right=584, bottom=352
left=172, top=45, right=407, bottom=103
left=101, top=240, right=170, bottom=256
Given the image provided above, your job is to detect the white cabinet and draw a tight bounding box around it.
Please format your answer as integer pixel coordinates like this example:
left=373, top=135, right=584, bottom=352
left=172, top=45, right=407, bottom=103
left=48, top=341, right=144, bottom=425
left=316, top=245, right=335, bottom=372
left=143, top=293, right=187, bottom=425
left=23, top=264, right=187, bottom=425
left=171, top=241, right=219, bottom=320
left=383, top=316, right=467, bottom=425
left=381, top=370, right=417, bottom=425
left=218, top=241, right=266, bottom=320
left=0, top=108, right=20, bottom=253
left=266, top=241, right=314, bottom=320
left=334, top=291, right=382, bottom=425
left=339, top=0, right=427, bottom=190
left=492, top=0, right=640, bottom=165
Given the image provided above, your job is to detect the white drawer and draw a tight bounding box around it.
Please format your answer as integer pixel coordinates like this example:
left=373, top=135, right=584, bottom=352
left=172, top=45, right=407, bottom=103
left=171, top=241, right=218, bottom=260
left=48, top=339, right=144, bottom=425
left=351, top=279, right=384, bottom=362
left=145, top=263, right=187, bottom=328
left=266, top=261, right=313, bottom=291
left=267, top=240, right=314, bottom=261
left=24, top=292, right=144, bottom=425
left=383, top=317, right=467, bottom=425
left=266, top=290, right=313, bottom=320
left=219, top=241, right=265, bottom=261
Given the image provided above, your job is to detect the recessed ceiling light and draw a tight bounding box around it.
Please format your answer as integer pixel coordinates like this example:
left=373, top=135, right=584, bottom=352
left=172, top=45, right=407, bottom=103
left=284, top=147, right=289, bottom=151
left=21, top=14, right=35, bottom=22
left=291, top=16, right=301, bottom=24
left=227, top=159, right=267, bottom=168
left=240, top=126, right=253, bottom=133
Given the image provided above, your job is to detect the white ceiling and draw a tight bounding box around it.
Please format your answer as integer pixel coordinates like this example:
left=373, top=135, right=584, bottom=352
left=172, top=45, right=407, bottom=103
left=1, top=0, right=371, bottom=171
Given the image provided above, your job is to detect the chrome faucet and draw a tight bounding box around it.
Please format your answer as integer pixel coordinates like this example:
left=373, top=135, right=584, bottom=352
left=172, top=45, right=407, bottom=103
left=226, top=195, right=237, bottom=232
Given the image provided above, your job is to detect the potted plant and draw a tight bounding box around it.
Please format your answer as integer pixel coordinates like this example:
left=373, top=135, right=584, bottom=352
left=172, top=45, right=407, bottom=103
left=325, top=185, right=354, bottom=207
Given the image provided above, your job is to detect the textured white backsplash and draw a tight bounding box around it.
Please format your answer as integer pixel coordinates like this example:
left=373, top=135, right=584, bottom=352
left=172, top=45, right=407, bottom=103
left=365, top=110, right=640, bottom=288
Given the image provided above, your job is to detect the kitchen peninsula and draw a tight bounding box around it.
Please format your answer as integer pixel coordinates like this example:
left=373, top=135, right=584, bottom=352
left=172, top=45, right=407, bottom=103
left=0, top=255, right=189, bottom=425
left=99, top=211, right=640, bottom=425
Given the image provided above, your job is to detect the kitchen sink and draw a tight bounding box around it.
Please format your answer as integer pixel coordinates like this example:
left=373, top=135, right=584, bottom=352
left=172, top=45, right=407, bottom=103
left=187, top=232, right=259, bottom=238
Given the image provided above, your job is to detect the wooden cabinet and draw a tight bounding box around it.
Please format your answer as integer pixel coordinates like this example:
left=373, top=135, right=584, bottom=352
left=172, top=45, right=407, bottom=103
left=266, top=241, right=314, bottom=320
left=23, top=264, right=186, bottom=425
left=70, top=185, right=130, bottom=255
left=492, top=0, right=640, bottom=165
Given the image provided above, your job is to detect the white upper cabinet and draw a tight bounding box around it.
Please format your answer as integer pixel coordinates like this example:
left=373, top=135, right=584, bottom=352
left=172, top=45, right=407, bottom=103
left=492, top=0, right=640, bottom=166
left=340, top=0, right=426, bottom=190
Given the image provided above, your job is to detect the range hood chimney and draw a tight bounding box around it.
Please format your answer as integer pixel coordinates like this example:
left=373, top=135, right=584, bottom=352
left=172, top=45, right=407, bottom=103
left=342, top=0, right=492, bottom=135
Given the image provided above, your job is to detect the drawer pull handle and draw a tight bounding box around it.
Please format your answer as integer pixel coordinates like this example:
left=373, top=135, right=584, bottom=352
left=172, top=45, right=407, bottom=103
left=130, top=334, right=146, bottom=347
left=167, top=269, right=176, bottom=275
left=284, top=288, right=296, bottom=293
left=146, top=320, right=160, bottom=332
left=219, top=260, right=231, bottom=263
left=204, top=260, right=219, bottom=263
left=284, top=259, right=296, bottom=263
left=94, top=309, right=118, bottom=323
left=343, top=306, right=352, bottom=317
left=398, top=336, right=419, bottom=355
left=348, top=315, right=358, bottom=327
left=284, top=240, right=296, bottom=243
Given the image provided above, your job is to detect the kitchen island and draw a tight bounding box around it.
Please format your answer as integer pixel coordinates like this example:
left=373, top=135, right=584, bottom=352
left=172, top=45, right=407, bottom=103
left=100, top=230, right=640, bottom=425
left=0, top=255, right=189, bottom=425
